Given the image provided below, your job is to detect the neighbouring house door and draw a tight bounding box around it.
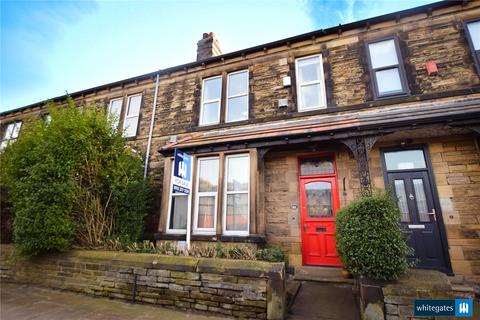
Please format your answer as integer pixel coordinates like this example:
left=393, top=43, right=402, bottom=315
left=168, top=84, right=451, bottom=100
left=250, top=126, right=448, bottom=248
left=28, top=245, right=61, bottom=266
left=299, top=156, right=341, bottom=266
left=383, top=149, right=449, bottom=271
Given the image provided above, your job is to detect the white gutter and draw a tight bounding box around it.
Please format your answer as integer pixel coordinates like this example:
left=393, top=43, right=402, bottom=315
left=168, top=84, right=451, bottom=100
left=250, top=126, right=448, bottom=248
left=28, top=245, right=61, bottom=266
left=144, top=72, right=160, bottom=178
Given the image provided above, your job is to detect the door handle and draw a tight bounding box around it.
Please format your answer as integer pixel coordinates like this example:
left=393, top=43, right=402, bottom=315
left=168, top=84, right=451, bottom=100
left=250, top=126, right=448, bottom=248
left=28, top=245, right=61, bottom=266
left=427, top=209, right=436, bottom=222
left=304, top=224, right=307, bottom=232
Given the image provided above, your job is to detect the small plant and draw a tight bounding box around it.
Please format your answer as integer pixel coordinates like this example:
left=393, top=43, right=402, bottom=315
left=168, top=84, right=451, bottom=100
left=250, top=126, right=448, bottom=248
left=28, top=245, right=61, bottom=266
left=102, top=239, right=286, bottom=262
left=256, top=246, right=286, bottom=262
left=335, top=191, right=414, bottom=280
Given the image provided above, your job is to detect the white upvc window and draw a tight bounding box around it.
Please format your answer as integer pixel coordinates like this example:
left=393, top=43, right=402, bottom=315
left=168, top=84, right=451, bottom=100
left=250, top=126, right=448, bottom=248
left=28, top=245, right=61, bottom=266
left=123, top=94, right=142, bottom=137
left=295, top=54, right=327, bottom=111
left=193, top=157, right=219, bottom=234
left=223, top=154, right=250, bottom=236
left=0, top=121, right=22, bottom=151
left=226, top=70, right=249, bottom=123
left=166, top=159, right=191, bottom=234
left=200, top=76, right=222, bottom=126
left=108, top=97, right=123, bottom=130
left=367, top=38, right=408, bottom=98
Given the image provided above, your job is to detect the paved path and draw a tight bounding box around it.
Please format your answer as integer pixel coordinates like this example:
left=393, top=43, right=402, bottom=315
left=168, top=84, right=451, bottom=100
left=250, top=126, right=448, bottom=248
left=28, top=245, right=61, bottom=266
left=1, top=283, right=228, bottom=320
left=288, top=281, right=361, bottom=320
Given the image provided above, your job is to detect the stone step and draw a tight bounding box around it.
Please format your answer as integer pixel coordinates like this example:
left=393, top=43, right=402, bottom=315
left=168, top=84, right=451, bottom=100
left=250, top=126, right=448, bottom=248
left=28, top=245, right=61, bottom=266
left=293, top=266, right=355, bottom=284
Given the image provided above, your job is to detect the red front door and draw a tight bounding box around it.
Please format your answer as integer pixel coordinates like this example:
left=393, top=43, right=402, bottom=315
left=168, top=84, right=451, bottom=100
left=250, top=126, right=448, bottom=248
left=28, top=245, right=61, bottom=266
left=299, top=156, right=341, bottom=266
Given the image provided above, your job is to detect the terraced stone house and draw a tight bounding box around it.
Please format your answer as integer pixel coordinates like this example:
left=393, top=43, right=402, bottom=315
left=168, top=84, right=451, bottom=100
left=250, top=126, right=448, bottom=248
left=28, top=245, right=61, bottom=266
left=1, top=0, right=480, bottom=283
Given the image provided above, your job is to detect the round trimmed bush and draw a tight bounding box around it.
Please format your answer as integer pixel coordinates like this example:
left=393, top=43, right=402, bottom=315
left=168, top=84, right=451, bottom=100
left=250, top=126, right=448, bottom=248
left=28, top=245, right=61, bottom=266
left=335, top=192, right=413, bottom=280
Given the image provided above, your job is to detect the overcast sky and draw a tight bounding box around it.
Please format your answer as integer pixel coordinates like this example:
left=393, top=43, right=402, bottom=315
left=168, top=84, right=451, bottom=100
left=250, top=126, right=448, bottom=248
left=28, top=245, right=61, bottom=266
left=1, top=0, right=437, bottom=112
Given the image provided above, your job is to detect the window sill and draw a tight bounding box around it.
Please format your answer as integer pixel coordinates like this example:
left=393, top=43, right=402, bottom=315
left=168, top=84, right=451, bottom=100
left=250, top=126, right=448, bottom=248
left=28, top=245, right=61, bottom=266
left=154, top=232, right=266, bottom=244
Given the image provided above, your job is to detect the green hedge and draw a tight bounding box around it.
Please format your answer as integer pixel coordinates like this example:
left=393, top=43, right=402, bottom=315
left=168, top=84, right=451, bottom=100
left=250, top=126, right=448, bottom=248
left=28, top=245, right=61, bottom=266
left=0, top=99, right=150, bottom=255
left=335, top=192, right=413, bottom=280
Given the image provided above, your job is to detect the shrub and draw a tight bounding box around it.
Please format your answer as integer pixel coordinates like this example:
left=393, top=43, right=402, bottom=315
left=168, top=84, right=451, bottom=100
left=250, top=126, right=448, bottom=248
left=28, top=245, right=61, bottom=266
left=0, top=99, right=150, bottom=255
left=335, top=191, right=413, bottom=280
left=255, top=246, right=286, bottom=262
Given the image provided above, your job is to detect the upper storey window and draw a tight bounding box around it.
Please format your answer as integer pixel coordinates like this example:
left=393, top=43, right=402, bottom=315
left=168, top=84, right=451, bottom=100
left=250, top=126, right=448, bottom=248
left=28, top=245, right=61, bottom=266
left=226, top=70, right=249, bottom=122
left=466, top=20, right=480, bottom=74
left=200, top=76, right=222, bottom=125
left=199, top=70, right=249, bottom=126
left=367, top=38, right=408, bottom=99
left=108, top=97, right=123, bottom=130
left=0, top=121, right=22, bottom=151
left=295, top=55, right=327, bottom=111
left=123, top=94, right=142, bottom=138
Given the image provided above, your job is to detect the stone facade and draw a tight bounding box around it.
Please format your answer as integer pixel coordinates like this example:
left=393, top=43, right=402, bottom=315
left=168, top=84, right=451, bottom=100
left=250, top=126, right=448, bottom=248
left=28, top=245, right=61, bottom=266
left=0, top=245, right=285, bottom=319
left=1, top=1, right=480, bottom=282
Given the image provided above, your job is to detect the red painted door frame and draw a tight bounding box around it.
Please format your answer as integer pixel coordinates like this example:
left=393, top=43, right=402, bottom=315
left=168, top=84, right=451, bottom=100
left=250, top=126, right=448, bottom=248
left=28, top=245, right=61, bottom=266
left=298, top=154, right=341, bottom=267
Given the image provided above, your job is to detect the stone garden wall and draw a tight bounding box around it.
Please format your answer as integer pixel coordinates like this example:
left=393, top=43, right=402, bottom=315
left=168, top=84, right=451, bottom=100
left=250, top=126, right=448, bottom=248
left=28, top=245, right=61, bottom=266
left=360, top=270, right=477, bottom=320
left=0, top=245, right=285, bottom=320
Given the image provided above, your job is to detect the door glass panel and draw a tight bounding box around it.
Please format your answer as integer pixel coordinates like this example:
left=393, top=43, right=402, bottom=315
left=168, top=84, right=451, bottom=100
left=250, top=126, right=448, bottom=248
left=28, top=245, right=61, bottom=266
left=413, top=178, right=430, bottom=222
left=305, top=182, right=332, bottom=218
left=394, top=180, right=410, bottom=222
left=300, top=158, right=334, bottom=175
left=384, top=150, right=426, bottom=170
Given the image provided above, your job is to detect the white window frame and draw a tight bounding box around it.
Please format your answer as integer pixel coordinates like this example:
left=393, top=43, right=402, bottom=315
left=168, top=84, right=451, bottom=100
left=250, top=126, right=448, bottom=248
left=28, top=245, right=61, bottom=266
left=193, top=157, right=219, bottom=235
left=123, top=94, right=142, bottom=137
left=223, top=154, right=250, bottom=236
left=226, top=70, right=249, bottom=123
left=1, top=121, right=22, bottom=151
left=295, top=54, right=327, bottom=111
left=108, top=97, right=123, bottom=129
left=166, top=159, right=193, bottom=234
left=199, top=75, right=222, bottom=126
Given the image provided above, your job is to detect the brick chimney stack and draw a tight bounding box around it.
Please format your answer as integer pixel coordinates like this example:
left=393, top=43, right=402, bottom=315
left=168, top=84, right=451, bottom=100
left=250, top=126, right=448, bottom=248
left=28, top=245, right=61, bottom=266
left=196, top=32, right=222, bottom=61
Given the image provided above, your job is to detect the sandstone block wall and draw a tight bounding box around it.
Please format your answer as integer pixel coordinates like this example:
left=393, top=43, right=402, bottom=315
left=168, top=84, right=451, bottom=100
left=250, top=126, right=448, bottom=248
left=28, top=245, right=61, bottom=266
left=0, top=245, right=285, bottom=320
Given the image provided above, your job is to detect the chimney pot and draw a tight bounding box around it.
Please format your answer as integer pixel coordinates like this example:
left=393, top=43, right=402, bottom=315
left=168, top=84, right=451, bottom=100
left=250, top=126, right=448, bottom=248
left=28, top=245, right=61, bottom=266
left=197, top=32, right=222, bottom=61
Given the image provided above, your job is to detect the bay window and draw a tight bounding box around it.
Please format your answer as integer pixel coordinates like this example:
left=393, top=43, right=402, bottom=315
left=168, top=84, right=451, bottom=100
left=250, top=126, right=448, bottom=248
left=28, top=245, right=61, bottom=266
left=367, top=38, right=408, bottom=98
left=165, top=152, right=252, bottom=237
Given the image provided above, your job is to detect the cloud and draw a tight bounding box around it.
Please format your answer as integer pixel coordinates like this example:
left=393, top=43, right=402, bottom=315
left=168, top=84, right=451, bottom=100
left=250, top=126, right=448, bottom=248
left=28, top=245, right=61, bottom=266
left=304, top=0, right=438, bottom=29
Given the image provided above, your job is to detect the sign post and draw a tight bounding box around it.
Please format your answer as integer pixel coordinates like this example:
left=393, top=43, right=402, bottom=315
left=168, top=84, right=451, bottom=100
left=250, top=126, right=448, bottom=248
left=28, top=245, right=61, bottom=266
left=172, top=149, right=192, bottom=250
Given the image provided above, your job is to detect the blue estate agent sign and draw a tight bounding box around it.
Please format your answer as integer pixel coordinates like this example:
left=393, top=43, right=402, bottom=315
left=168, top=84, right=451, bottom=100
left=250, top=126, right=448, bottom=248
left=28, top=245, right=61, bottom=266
left=172, top=149, right=192, bottom=194
left=414, top=299, right=473, bottom=317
